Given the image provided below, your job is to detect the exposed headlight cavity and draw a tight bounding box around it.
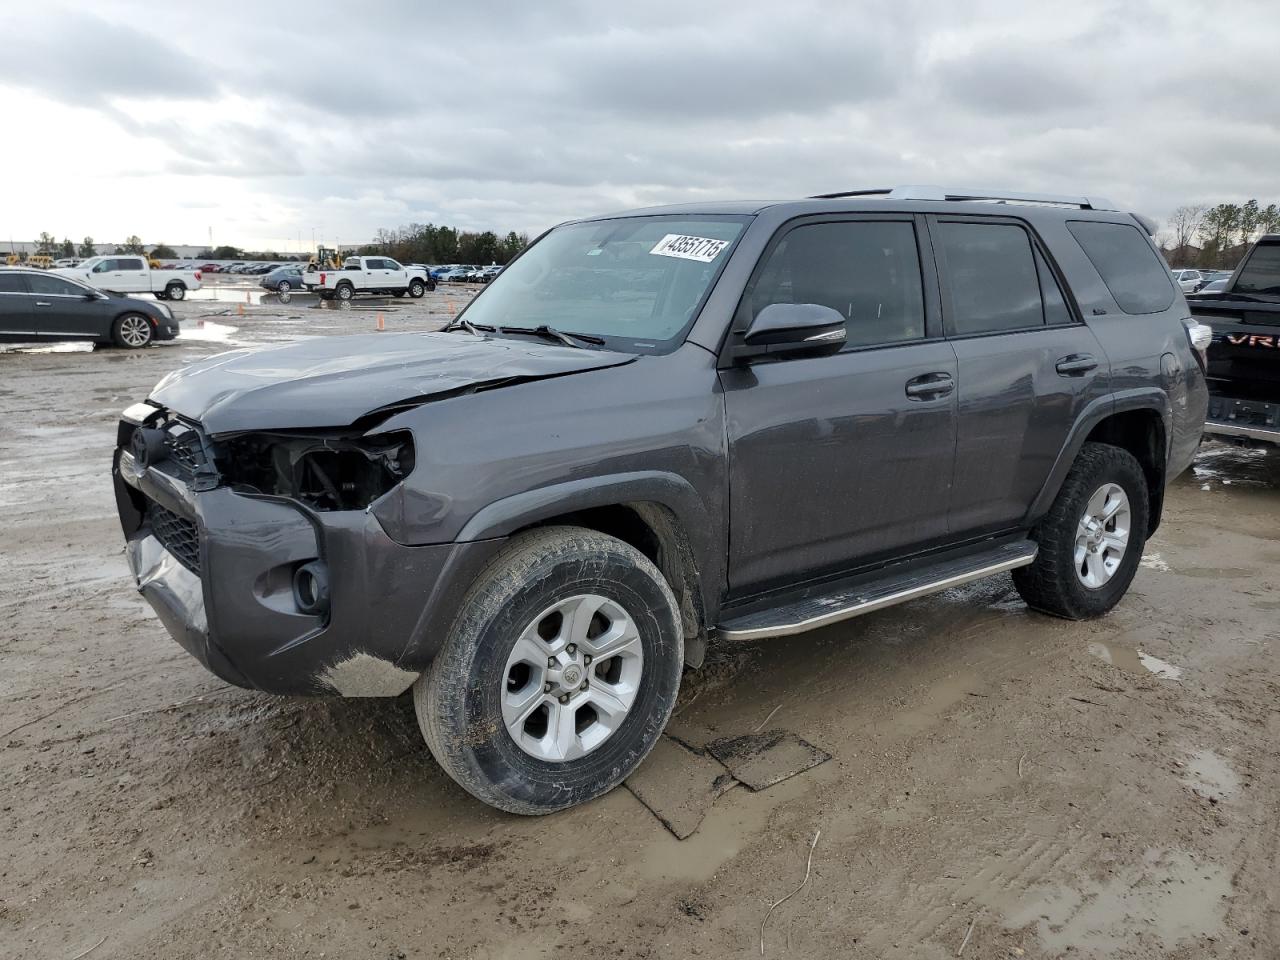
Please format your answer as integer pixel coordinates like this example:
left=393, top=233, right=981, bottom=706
left=222, top=430, right=415, bottom=511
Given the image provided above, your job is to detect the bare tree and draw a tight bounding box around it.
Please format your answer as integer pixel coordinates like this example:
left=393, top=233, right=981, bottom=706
left=1167, top=204, right=1208, bottom=256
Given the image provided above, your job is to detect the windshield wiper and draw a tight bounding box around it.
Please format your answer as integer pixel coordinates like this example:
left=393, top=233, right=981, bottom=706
left=442, top=318, right=492, bottom=337
left=503, top=324, right=606, bottom=348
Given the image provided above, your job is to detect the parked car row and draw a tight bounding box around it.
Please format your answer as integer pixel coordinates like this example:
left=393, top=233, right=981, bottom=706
left=1172, top=267, right=1233, bottom=294
left=429, top=264, right=504, bottom=283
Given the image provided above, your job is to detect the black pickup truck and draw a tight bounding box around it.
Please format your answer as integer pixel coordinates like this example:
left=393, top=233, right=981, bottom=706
left=1188, top=234, right=1280, bottom=446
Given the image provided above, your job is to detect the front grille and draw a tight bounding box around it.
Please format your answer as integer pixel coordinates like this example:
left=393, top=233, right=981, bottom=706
left=164, top=424, right=209, bottom=481
left=148, top=501, right=202, bottom=576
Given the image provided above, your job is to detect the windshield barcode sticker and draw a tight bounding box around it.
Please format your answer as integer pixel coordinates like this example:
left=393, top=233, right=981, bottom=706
left=650, top=234, right=730, bottom=263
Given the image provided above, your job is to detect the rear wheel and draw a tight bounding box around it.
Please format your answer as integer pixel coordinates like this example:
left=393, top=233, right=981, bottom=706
left=409, top=279, right=426, bottom=298
left=112, top=313, right=154, bottom=349
left=415, top=527, right=683, bottom=814
left=165, top=282, right=186, bottom=301
left=1013, top=442, right=1149, bottom=619
left=335, top=283, right=354, bottom=301
left=277, top=280, right=292, bottom=293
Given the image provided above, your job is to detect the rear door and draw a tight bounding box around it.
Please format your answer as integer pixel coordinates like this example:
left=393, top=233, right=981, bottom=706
left=0, top=272, right=34, bottom=340
left=931, top=216, right=1110, bottom=537
left=722, top=215, right=958, bottom=592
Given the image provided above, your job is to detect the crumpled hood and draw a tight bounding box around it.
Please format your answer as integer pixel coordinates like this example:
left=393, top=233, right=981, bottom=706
left=149, top=331, right=636, bottom=434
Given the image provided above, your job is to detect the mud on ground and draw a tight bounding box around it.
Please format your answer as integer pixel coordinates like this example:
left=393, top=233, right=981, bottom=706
left=2, top=292, right=1279, bottom=958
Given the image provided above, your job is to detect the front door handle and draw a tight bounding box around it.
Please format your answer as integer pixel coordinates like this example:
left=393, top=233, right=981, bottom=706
left=34, top=301, right=51, bottom=307
left=905, top=372, right=955, bottom=400
left=1056, top=354, right=1098, bottom=376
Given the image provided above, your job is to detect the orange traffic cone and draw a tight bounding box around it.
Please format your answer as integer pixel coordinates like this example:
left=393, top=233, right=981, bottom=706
left=446, top=299, right=456, bottom=315
left=237, top=303, right=245, bottom=317
left=376, top=313, right=385, bottom=332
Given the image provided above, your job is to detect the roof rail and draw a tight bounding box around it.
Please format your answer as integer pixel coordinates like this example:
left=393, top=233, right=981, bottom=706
left=810, top=185, right=1119, bottom=211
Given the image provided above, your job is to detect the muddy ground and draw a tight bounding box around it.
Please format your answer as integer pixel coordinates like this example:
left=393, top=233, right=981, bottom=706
left=2, top=286, right=1279, bottom=959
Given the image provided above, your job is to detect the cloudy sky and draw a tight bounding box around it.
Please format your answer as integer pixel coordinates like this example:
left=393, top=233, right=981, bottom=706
left=2, top=0, right=1277, bottom=251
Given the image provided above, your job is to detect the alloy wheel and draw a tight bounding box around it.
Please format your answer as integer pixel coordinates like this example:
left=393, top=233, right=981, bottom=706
left=1074, top=482, right=1131, bottom=588
left=500, top=594, right=644, bottom=762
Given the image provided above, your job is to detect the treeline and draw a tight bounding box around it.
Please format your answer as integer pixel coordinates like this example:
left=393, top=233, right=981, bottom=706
left=357, top=223, right=531, bottom=266
left=1162, top=200, right=1280, bottom=269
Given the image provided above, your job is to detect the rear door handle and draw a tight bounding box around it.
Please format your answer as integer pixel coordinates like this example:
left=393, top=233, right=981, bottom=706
left=905, top=372, right=955, bottom=400
left=1055, top=354, right=1099, bottom=376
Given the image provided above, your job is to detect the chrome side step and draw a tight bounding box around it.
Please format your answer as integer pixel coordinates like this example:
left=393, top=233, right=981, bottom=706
left=717, top=540, right=1038, bottom=642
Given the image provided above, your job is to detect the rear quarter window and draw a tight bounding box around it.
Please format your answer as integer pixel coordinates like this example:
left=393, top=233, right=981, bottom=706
left=1067, top=221, right=1175, bottom=314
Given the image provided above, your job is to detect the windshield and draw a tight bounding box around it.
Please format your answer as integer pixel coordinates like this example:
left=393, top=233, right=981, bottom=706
left=1235, top=243, right=1280, bottom=296
left=460, top=215, right=749, bottom=351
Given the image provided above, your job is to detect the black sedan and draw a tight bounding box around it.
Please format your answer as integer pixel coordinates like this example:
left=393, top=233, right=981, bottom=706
left=0, top=268, right=179, bottom=348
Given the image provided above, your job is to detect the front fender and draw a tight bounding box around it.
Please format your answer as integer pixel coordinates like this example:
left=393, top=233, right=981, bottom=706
left=399, top=471, right=724, bottom=669
left=457, top=470, right=722, bottom=620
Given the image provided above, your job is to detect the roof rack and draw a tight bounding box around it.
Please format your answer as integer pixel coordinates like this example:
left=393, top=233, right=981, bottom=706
left=809, top=185, right=1118, bottom=211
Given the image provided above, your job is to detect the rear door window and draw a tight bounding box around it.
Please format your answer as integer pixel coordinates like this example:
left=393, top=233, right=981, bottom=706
left=1067, top=221, right=1175, bottom=314
left=0, top=274, right=28, bottom=293
left=934, top=221, right=1044, bottom=335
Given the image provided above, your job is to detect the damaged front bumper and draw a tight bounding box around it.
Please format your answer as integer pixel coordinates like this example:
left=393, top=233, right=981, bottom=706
left=113, top=407, right=502, bottom=696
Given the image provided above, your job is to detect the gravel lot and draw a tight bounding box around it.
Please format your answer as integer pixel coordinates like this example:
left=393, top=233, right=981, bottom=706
left=3, top=286, right=1279, bottom=958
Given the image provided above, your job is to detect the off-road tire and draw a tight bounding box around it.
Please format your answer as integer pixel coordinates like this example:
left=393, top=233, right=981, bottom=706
left=335, top=282, right=354, bottom=301
left=414, top=526, right=683, bottom=814
left=1013, top=441, right=1149, bottom=620
left=409, top=279, right=426, bottom=298
left=165, top=282, right=186, bottom=301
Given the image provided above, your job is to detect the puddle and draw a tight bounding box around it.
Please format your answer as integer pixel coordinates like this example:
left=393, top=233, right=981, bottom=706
left=1005, top=848, right=1230, bottom=955
left=184, top=285, right=271, bottom=305
left=1193, top=442, right=1275, bottom=489
left=0, top=340, right=94, bottom=354
left=1181, top=748, right=1239, bottom=802
left=1088, top=641, right=1182, bottom=680
left=178, top=320, right=242, bottom=344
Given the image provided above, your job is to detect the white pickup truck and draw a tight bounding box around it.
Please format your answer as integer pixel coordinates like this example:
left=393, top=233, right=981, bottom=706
left=302, top=256, right=432, bottom=301
left=54, top=256, right=202, bottom=301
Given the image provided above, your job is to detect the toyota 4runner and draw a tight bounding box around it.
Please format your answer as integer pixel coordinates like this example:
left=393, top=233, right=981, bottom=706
left=113, top=186, right=1209, bottom=813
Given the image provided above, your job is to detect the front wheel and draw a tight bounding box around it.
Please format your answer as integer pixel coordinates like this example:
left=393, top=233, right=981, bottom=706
left=415, top=527, right=683, bottom=814
left=112, top=313, right=154, bottom=349
left=1013, top=442, right=1149, bottom=620
left=408, top=279, right=426, bottom=298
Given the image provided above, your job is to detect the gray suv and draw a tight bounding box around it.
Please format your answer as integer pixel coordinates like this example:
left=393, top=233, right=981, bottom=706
left=113, top=186, right=1209, bottom=813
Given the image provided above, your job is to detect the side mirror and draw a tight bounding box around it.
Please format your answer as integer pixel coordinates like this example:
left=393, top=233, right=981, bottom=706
left=731, top=303, right=846, bottom=363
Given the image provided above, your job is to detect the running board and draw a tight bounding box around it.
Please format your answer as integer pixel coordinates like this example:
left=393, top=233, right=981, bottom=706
left=717, top=540, right=1038, bottom=641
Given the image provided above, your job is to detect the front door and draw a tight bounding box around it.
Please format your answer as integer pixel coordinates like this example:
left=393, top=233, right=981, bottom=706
left=0, top=272, right=34, bottom=340
left=930, top=216, right=1110, bottom=536
left=722, top=216, right=958, bottom=594
left=27, top=273, right=107, bottom=339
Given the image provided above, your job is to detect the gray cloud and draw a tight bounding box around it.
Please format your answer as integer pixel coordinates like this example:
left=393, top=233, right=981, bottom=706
left=2, top=0, right=1279, bottom=245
